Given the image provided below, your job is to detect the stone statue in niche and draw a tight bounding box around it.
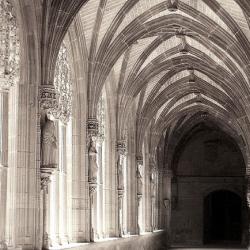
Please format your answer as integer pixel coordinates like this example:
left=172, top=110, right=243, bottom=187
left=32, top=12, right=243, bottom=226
left=88, top=138, right=98, bottom=183
left=41, top=116, right=57, bottom=168
left=150, top=168, right=156, bottom=197
left=137, top=166, right=143, bottom=195
left=117, top=155, right=124, bottom=190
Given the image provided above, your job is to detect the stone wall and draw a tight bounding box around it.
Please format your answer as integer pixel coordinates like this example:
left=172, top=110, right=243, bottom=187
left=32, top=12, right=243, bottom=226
left=171, top=128, right=247, bottom=246
left=171, top=176, right=246, bottom=246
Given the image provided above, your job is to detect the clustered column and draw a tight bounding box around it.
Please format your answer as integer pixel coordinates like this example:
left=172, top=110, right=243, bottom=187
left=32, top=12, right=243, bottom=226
left=136, top=156, right=143, bottom=234
left=116, top=140, right=126, bottom=237
left=0, top=86, right=9, bottom=245
left=246, top=175, right=250, bottom=247
left=149, top=163, right=157, bottom=232
left=87, top=118, right=99, bottom=242
left=40, top=84, right=59, bottom=249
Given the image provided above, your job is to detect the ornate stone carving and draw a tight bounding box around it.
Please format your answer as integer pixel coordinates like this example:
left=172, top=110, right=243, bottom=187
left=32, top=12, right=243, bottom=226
left=40, top=43, right=72, bottom=123
left=88, top=138, right=98, bottom=183
left=118, top=189, right=124, bottom=198
left=40, top=84, right=59, bottom=115
left=150, top=166, right=156, bottom=198
left=0, top=0, right=19, bottom=91
left=40, top=167, right=54, bottom=191
left=87, top=118, right=99, bottom=137
left=53, top=42, right=72, bottom=124
left=136, top=155, right=143, bottom=166
left=41, top=116, right=57, bottom=168
left=137, top=164, right=143, bottom=196
left=117, top=154, right=124, bottom=190
left=137, top=194, right=142, bottom=202
left=89, top=182, right=97, bottom=195
left=41, top=175, right=51, bottom=191
left=117, top=140, right=126, bottom=155
left=97, top=95, right=105, bottom=140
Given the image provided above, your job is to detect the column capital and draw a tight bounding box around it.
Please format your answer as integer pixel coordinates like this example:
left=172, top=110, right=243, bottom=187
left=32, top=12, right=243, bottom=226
left=40, top=84, right=59, bottom=115
left=87, top=118, right=99, bottom=137
left=137, top=194, right=143, bottom=202
left=40, top=167, right=55, bottom=191
left=118, top=189, right=124, bottom=198
left=136, top=155, right=143, bottom=165
left=116, top=140, right=126, bottom=155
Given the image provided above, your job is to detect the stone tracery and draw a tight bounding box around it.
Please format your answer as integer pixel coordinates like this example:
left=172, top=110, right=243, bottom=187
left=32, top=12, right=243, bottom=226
left=0, top=0, right=19, bottom=90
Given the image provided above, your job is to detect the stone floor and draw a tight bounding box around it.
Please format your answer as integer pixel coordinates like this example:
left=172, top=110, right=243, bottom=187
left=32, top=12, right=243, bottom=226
left=50, top=231, right=168, bottom=250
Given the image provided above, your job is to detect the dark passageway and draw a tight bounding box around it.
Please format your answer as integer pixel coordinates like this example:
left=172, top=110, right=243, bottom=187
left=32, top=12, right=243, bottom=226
left=204, top=190, right=242, bottom=245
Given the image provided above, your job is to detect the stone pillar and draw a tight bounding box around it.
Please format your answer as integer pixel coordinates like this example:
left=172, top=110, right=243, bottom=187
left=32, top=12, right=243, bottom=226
left=163, top=169, right=173, bottom=246
left=150, top=164, right=157, bottom=232
left=117, top=140, right=126, bottom=237
left=246, top=175, right=250, bottom=248
left=41, top=175, right=52, bottom=249
left=87, top=118, right=99, bottom=242
left=136, top=156, right=143, bottom=234
left=0, top=88, right=8, bottom=244
left=96, top=136, right=104, bottom=239
left=40, top=84, right=59, bottom=249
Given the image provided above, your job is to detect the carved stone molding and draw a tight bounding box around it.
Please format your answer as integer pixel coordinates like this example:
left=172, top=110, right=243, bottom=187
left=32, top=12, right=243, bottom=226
left=89, top=182, right=97, bottom=196
left=87, top=118, right=99, bottom=137
left=137, top=163, right=143, bottom=196
left=117, top=140, right=126, bottom=155
left=137, top=194, right=143, bottom=202
left=40, top=166, right=56, bottom=191
left=40, top=85, right=59, bottom=115
left=0, top=0, right=20, bottom=91
left=118, top=189, right=124, bottom=198
left=136, top=155, right=143, bottom=166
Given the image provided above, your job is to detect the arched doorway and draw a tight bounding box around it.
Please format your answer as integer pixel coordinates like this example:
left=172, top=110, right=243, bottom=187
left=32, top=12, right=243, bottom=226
left=203, top=190, right=242, bottom=245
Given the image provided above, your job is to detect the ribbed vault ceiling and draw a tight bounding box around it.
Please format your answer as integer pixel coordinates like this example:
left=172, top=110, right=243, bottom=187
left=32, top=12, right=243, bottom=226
left=76, top=0, right=250, bottom=155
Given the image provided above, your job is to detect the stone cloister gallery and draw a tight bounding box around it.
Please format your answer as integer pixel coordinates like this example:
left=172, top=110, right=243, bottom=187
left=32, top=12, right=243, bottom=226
left=1, top=0, right=250, bottom=249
